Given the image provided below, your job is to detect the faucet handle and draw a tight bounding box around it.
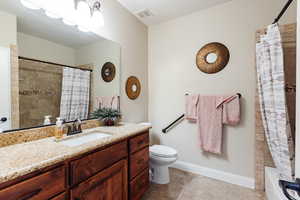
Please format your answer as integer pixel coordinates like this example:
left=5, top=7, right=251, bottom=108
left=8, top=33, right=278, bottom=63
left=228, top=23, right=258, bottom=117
left=75, top=119, right=86, bottom=132
left=66, top=124, right=73, bottom=135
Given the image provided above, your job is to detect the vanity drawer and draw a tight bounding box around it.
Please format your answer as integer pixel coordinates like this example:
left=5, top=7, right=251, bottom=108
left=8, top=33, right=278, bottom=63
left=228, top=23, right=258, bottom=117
left=50, top=192, right=66, bottom=200
left=130, top=147, right=149, bottom=179
left=70, top=141, right=128, bottom=185
left=130, top=168, right=149, bottom=200
left=0, top=166, right=65, bottom=200
left=129, top=132, right=149, bottom=153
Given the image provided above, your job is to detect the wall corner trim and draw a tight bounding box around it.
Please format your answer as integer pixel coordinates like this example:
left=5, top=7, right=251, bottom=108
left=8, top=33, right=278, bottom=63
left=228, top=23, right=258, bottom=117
left=171, top=160, right=255, bottom=189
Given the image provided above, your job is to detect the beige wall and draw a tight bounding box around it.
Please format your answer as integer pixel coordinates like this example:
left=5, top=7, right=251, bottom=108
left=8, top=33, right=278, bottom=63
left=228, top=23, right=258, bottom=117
left=0, top=10, right=16, bottom=47
left=17, top=32, right=76, bottom=66
left=75, top=39, right=121, bottom=111
left=148, top=0, right=296, bottom=179
left=92, top=0, right=148, bottom=122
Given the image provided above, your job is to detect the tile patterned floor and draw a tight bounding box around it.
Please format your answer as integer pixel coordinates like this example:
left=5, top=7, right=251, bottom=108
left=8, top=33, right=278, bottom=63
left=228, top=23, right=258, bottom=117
left=142, top=168, right=264, bottom=200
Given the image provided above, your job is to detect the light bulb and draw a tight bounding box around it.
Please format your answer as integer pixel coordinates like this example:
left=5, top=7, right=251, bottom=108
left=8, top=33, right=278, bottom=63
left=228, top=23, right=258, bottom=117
left=76, top=1, right=91, bottom=30
left=78, top=26, right=90, bottom=32
left=77, top=1, right=91, bottom=19
left=63, top=19, right=76, bottom=26
left=44, top=0, right=61, bottom=19
left=61, top=0, right=77, bottom=26
left=45, top=11, right=60, bottom=19
left=20, top=0, right=40, bottom=10
left=91, top=10, right=104, bottom=28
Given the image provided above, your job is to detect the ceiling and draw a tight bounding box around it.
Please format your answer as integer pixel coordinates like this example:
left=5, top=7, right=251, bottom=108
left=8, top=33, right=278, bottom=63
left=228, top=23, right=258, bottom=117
left=117, top=0, right=233, bottom=26
left=0, top=0, right=103, bottom=48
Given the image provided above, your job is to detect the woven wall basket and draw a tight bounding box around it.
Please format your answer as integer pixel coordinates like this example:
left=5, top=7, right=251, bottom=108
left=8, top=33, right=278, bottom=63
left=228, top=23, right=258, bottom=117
left=196, top=42, right=230, bottom=74
left=126, top=76, right=141, bottom=100
left=101, top=62, right=116, bottom=82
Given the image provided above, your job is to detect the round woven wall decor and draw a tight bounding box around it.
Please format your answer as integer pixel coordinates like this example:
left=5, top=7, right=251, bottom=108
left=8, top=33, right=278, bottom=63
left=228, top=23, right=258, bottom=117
left=101, top=62, right=116, bottom=82
left=126, top=76, right=141, bottom=100
left=196, top=42, right=230, bottom=74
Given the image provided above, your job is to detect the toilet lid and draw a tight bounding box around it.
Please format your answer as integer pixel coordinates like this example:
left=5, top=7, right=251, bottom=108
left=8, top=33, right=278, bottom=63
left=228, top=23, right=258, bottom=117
left=150, top=145, right=177, bottom=158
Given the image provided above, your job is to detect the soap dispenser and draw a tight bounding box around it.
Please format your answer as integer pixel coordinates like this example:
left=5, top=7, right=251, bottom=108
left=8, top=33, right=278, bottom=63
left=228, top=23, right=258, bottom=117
left=54, top=117, right=64, bottom=140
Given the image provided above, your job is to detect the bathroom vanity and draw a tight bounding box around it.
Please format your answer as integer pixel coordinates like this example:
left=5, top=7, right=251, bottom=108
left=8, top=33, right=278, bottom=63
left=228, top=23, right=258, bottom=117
left=0, top=125, right=150, bottom=200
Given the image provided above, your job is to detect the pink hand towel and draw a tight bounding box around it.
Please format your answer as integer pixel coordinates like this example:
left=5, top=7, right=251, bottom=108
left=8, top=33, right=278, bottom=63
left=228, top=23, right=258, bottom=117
left=111, top=96, right=120, bottom=110
left=197, top=95, right=223, bottom=154
left=185, top=94, right=199, bottom=121
left=216, top=95, right=241, bottom=125
left=97, top=96, right=120, bottom=110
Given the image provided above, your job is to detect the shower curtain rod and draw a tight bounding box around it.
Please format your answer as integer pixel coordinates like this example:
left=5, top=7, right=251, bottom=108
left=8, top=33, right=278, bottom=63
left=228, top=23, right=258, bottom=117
left=19, top=56, right=93, bottom=72
left=273, top=0, right=294, bottom=24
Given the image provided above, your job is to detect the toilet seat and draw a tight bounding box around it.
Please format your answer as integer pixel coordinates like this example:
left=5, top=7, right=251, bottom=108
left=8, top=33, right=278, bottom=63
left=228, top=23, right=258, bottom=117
left=150, top=145, right=177, bottom=158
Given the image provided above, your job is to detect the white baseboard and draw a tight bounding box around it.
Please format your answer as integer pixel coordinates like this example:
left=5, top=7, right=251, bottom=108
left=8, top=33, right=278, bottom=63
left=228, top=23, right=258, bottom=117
left=171, top=160, right=255, bottom=189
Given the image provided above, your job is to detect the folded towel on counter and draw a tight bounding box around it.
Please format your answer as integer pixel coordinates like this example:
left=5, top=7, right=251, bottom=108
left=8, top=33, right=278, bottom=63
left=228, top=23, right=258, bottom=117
left=97, top=96, right=119, bottom=110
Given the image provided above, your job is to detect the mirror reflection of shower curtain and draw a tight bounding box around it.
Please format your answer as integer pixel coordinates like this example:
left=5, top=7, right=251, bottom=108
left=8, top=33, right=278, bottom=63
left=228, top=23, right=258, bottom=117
left=60, top=67, right=90, bottom=121
left=256, top=24, right=295, bottom=181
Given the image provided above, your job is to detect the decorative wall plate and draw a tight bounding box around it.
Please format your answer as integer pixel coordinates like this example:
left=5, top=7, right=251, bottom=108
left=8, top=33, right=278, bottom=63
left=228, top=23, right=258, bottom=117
left=126, top=76, right=141, bottom=100
left=101, top=62, right=116, bottom=82
left=196, top=42, right=230, bottom=74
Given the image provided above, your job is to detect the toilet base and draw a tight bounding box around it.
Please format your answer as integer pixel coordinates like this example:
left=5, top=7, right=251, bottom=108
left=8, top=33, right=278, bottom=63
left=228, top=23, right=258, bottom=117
left=150, top=164, right=170, bottom=184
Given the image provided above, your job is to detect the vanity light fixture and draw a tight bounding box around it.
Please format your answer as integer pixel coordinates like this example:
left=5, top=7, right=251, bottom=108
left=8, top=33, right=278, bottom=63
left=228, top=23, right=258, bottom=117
left=20, top=0, right=105, bottom=32
left=90, top=1, right=105, bottom=27
left=44, top=0, right=61, bottom=19
left=20, top=0, right=41, bottom=10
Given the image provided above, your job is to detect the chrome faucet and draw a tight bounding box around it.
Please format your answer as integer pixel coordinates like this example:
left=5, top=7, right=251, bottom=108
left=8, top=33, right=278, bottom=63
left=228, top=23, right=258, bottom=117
left=66, top=119, right=84, bottom=136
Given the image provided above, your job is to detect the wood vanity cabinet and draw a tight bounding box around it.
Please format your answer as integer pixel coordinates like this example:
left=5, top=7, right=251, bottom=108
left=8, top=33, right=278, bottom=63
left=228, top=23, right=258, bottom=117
left=0, top=131, right=150, bottom=200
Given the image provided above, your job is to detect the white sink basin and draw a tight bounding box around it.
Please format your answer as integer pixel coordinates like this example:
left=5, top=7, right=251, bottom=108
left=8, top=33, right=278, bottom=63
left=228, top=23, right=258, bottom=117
left=59, top=132, right=111, bottom=147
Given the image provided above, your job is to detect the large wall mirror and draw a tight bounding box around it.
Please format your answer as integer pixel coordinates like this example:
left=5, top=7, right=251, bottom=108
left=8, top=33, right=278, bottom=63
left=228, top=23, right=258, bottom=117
left=0, top=0, right=121, bottom=132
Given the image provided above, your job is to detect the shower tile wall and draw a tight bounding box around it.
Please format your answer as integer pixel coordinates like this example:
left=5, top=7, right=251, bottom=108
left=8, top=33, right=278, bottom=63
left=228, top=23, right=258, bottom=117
left=19, top=59, right=62, bottom=128
left=255, top=23, right=296, bottom=192
left=10, top=45, right=19, bottom=129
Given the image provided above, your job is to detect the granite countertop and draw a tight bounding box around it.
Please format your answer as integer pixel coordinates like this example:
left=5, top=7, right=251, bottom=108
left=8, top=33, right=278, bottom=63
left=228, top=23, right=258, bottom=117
left=0, top=123, right=151, bottom=184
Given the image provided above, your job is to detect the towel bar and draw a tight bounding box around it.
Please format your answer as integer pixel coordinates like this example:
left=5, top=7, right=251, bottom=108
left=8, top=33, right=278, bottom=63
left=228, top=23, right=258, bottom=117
left=162, top=93, right=242, bottom=134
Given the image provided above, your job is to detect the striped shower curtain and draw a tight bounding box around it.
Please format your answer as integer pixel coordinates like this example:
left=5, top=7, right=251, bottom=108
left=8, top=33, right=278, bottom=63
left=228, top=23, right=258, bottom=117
left=256, top=24, right=295, bottom=181
left=60, top=67, right=90, bottom=121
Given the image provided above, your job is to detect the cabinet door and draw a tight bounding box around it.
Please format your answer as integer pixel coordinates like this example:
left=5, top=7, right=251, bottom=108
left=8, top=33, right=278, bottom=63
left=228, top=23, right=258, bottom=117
left=71, top=159, right=128, bottom=200
left=130, top=168, right=149, bottom=200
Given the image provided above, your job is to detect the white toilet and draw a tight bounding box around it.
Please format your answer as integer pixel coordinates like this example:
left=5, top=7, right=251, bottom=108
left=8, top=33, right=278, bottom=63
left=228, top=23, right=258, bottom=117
left=149, top=145, right=178, bottom=184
